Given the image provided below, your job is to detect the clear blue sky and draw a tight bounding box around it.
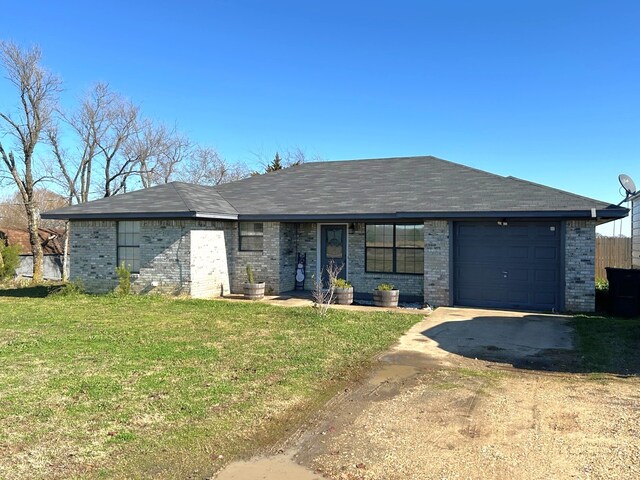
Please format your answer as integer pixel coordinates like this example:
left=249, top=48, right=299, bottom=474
left=1, top=0, right=638, bottom=234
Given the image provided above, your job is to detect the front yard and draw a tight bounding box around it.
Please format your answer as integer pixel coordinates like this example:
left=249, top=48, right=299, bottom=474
left=0, top=287, right=418, bottom=479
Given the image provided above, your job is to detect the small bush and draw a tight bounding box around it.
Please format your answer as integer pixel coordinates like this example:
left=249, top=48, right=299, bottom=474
left=0, top=245, right=21, bottom=280
left=595, top=278, right=609, bottom=312
left=595, top=278, right=609, bottom=292
left=332, top=278, right=352, bottom=289
left=115, top=262, right=131, bottom=295
left=377, top=283, right=395, bottom=291
left=52, top=281, right=85, bottom=297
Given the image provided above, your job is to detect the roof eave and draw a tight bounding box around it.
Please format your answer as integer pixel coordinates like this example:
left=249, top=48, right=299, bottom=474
left=41, top=210, right=239, bottom=221
left=238, top=208, right=629, bottom=222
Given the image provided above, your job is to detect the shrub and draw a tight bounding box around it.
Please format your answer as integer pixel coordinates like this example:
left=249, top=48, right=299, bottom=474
left=115, top=262, right=131, bottom=295
left=0, top=245, right=21, bottom=280
left=595, top=278, right=609, bottom=292
left=246, top=264, right=255, bottom=284
left=377, top=283, right=395, bottom=291
left=52, top=281, right=84, bottom=297
left=595, top=278, right=609, bottom=312
left=332, top=278, right=352, bottom=289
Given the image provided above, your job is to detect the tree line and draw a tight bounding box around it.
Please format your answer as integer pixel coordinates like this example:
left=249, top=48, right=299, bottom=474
left=0, top=41, right=316, bottom=282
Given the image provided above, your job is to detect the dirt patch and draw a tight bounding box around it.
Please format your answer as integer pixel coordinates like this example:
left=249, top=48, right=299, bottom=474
left=297, top=358, right=640, bottom=480
left=215, top=450, right=322, bottom=480
left=214, top=309, right=640, bottom=479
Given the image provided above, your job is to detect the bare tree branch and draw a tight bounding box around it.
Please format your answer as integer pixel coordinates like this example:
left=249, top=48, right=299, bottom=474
left=178, top=146, right=249, bottom=186
left=0, top=41, right=61, bottom=282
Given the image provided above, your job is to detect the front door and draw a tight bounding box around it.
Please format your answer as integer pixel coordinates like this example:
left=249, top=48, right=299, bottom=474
left=320, top=225, right=347, bottom=285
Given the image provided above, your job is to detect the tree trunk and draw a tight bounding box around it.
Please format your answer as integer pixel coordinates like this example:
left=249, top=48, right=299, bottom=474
left=26, top=203, right=43, bottom=283
left=62, top=220, right=70, bottom=282
left=0, top=241, right=4, bottom=272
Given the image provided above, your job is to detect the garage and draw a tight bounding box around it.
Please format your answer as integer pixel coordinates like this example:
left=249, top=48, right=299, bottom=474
left=454, top=221, right=561, bottom=311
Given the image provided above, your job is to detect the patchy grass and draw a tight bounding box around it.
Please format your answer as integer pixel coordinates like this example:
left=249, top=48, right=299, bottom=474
left=573, top=315, right=640, bottom=375
left=0, top=290, right=418, bottom=479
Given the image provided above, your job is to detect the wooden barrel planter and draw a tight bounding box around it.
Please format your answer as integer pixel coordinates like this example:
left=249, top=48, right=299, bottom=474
left=373, top=289, right=399, bottom=308
left=243, top=282, right=265, bottom=300
left=334, top=287, right=354, bottom=305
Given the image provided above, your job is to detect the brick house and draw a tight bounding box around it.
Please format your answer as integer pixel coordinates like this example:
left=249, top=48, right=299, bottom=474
left=42, top=156, right=628, bottom=312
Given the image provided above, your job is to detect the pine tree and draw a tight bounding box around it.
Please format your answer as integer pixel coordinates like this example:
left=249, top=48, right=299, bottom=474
left=265, top=152, right=283, bottom=172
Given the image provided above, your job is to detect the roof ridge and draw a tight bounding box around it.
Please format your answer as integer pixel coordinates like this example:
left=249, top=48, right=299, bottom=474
left=171, top=183, right=197, bottom=212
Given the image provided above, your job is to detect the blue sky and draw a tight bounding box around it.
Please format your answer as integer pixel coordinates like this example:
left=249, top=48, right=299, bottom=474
left=1, top=0, right=638, bottom=234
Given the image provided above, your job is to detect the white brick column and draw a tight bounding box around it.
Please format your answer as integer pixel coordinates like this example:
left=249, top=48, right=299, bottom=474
left=424, top=220, right=450, bottom=306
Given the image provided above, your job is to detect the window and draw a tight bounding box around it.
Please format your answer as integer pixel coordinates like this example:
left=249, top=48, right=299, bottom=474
left=365, top=224, right=423, bottom=274
left=239, top=222, right=264, bottom=251
left=117, top=221, right=141, bottom=273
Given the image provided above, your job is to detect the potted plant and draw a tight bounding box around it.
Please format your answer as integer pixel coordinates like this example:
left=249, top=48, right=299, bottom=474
left=373, top=282, right=399, bottom=308
left=243, top=264, right=265, bottom=300
left=333, top=278, right=354, bottom=305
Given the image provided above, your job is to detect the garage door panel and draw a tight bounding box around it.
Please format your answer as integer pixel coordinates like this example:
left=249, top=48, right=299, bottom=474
left=507, top=268, right=529, bottom=282
left=506, top=246, right=529, bottom=261
left=534, top=246, right=558, bottom=261
left=454, top=222, right=561, bottom=311
left=534, top=293, right=558, bottom=307
left=534, top=268, right=558, bottom=284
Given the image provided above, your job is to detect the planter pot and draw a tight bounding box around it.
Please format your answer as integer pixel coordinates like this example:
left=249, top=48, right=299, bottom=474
left=334, top=287, right=354, bottom=305
left=373, top=289, right=399, bottom=308
left=244, top=282, right=265, bottom=300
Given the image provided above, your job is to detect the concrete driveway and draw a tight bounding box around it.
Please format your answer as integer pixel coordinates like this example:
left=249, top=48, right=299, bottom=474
left=216, top=308, right=640, bottom=479
left=396, top=307, right=576, bottom=371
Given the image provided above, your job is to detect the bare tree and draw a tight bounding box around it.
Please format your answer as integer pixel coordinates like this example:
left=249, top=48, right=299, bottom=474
left=178, top=146, right=249, bottom=185
left=133, top=123, right=190, bottom=187
left=0, top=42, right=61, bottom=282
left=0, top=189, right=66, bottom=229
left=312, top=261, right=343, bottom=317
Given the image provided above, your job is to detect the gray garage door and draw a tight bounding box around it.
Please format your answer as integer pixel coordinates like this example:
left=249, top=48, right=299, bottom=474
left=454, top=222, right=561, bottom=311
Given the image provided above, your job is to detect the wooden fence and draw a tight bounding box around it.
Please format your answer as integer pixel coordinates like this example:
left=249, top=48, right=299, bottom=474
left=595, top=236, right=631, bottom=280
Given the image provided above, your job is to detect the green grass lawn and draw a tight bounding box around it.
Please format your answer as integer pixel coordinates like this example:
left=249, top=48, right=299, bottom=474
left=0, top=288, right=418, bottom=479
left=573, top=314, right=640, bottom=375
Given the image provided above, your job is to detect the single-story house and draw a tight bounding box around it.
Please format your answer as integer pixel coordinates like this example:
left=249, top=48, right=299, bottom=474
left=42, top=156, right=628, bottom=312
left=0, top=227, right=65, bottom=280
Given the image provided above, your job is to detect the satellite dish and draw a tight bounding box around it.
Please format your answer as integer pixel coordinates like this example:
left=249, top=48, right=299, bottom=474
left=619, top=174, right=637, bottom=197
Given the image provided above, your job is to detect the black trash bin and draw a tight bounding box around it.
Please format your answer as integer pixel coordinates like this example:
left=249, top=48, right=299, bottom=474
left=606, top=267, right=640, bottom=317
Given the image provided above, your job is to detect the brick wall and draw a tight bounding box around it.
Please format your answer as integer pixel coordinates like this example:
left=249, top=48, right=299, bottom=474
left=424, top=220, right=450, bottom=306
left=295, top=223, right=317, bottom=290
left=70, top=219, right=229, bottom=296
left=191, top=229, right=230, bottom=298
left=135, top=220, right=193, bottom=295
left=279, top=223, right=297, bottom=292
left=70, top=220, right=118, bottom=293
left=226, top=222, right=282, bottom=294
left=565, top=219, right=596, bottom=312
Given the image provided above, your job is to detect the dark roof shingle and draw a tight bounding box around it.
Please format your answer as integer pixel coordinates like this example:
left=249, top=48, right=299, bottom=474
left=42, top=156, right=628, bottom=220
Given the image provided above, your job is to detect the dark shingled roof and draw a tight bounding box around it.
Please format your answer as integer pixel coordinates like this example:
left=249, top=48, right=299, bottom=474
left=43, top=182, right=238, bottom=220
left=42, top=156, right=628, bottom=221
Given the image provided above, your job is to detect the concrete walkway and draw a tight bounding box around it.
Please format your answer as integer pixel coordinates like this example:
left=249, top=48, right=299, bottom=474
left=215, top=293, right=429, bottom=315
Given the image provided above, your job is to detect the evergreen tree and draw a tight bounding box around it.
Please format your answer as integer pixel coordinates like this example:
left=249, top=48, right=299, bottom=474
left=265, top=152, right=283, bottom=172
